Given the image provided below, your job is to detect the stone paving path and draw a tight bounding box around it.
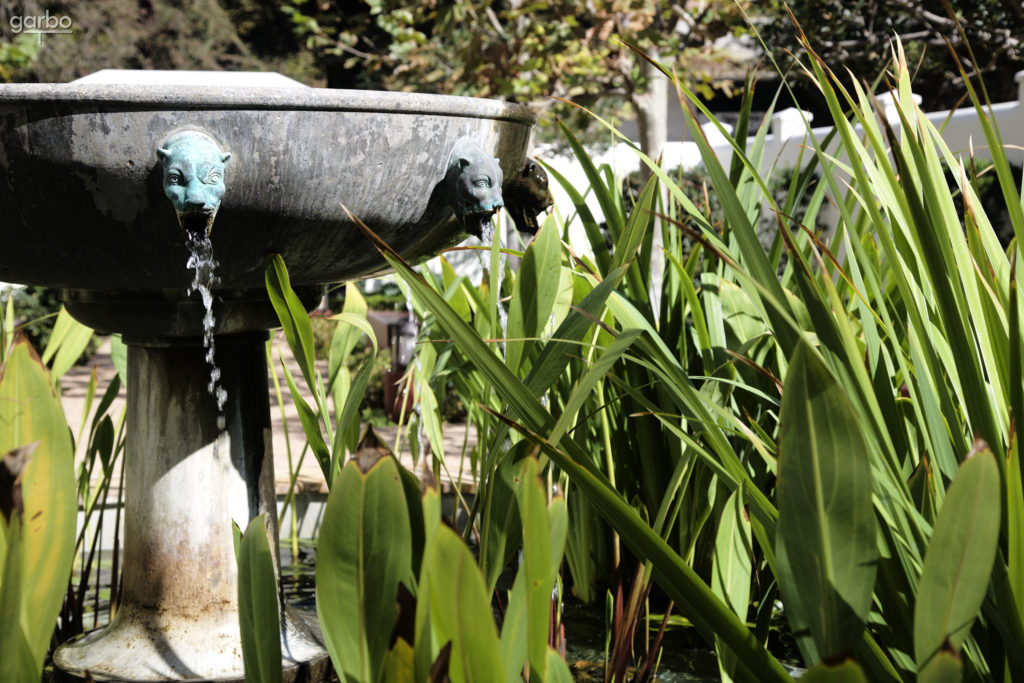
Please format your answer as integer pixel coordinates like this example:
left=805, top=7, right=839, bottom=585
left=60, top=335, right=479, bottom=498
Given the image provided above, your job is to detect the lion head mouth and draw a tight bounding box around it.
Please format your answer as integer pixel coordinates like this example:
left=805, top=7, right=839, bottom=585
left=178, top=209, right=216, bottom=236
left=463, top=208, right=498, bottom=240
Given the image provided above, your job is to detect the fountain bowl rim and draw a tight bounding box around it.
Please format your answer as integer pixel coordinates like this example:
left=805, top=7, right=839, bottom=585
left=0, top=83, right=536, bottom=124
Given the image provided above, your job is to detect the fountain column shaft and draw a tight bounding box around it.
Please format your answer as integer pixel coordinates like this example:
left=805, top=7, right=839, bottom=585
left=54, top=334, right=292, bottom=681
left=123, top=337, right=277, bottom=613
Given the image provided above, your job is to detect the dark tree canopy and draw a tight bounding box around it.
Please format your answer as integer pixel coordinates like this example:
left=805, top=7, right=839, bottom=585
left=761, top=0, right=1024, bottom=112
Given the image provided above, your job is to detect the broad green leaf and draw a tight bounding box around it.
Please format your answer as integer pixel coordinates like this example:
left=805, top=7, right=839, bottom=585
left=441, top=256, right=472, bottom=322
left=327, top=282, right=373, bottom=398
left=548, top=250, right=575, bottom=332
left=611, top=173, right=658, bottom=307
left=918, top=650, right=962, bottom=683
left=423, top=525, right=504, bottom=683
left=914, top=444, right=1000, bottom=668
left=498, top=568, right=529, bottom=682
left=776, top=341, right=876, bottom=663
left=317, top=456, right=413, bottom=683
left=237, top=514, right=283, bottom=683
left=544, top=648, right=574, bottom=683
left=0, top=338, right=76, bottom=672
left=414, top=481, right=442, bottom=682
left=0, top=519, right=39, bottom=683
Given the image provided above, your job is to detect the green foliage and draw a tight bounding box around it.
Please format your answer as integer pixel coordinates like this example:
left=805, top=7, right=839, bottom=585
left=0, top=34, right=39, bottom=82
left=2, top=288, right=98, bottom=369
left=0, top=336, right=77, bottom=679
left=776, top=341, right=876, bottom=664
left=260, top=24, right=1024, bottom=681
left=283, top=0, right=750, bottom=137
left=335, top=35, right=1024, bottom=681
left=268, top=255, right=573, bottom=681
left=237, top=514, right=283, bottom=683
left=913, top=445, right=1000, bottom=671
left=317, top=454, right=413, bottom=683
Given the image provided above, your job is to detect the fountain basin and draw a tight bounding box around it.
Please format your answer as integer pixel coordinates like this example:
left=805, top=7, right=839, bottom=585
left=0, top=78, right=533, bottom=335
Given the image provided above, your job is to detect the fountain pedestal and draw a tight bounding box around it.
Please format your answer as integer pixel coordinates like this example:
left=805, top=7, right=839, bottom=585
left=54, top=335, right=327, bottom=682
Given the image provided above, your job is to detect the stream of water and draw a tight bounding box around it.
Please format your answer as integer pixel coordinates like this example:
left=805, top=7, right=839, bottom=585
left=185, top=231, right=228, bottom=431
left=478, top=222, right=509, bottom=351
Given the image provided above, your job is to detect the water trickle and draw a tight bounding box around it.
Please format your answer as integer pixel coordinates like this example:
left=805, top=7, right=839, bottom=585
left=478, top=221, right=495, bottom=247
left=477, top=221, right=509, bottom=350
left=186, top=231, right=228, bottom=431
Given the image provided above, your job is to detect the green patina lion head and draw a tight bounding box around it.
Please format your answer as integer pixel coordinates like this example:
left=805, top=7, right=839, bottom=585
left=156, top=131, right=231, bottom=235
left=445, top=138, right=504, bottom=239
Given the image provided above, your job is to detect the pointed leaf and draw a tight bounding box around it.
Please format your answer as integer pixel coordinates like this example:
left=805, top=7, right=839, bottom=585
left=516, top=457, right=554, bottom=679
left=506, top=219, right=562, bottom=373
left=423, top=526, right=503, bottom=683
left=0, top=338, right=76, bottom=672
left=265, top=255, right=316, bottom=389
left=777, top=341, right=876, bottom=662
left=914, top=443, right=1000, bottom=668
left=237, top=514, right=283, bottom=683
left=317, top=456, right=413, bottom=683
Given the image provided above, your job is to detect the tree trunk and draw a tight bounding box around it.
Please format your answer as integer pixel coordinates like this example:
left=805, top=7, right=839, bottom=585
left=633, top=48, right=668, bottom=182
left=631, top=48, right=669, bottom=318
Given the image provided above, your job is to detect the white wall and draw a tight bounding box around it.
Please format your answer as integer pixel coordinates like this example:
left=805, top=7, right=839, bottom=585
left=528, top=70, right=1024, bottom=260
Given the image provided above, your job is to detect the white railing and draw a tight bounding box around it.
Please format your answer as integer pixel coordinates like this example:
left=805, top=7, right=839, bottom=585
left=538, top=70, right=1024, bottom=247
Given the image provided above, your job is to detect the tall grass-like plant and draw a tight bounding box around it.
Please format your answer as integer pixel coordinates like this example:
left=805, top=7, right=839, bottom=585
left=339, top=36, right=1024, bottom=681
left=261, top=27, right=1024, bottom=679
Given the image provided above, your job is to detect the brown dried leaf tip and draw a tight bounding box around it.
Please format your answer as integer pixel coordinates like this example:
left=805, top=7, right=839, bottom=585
left=1, top=442, right=38, bottom=523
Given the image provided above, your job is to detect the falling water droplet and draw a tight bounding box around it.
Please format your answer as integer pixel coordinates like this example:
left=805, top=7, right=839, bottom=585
left=476, top=221, right=508, bottom=350
left=186, top=231, right=228, bottom=431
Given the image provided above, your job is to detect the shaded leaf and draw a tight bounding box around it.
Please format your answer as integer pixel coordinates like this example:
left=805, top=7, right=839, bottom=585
left=914, top=442, right=1000, bottom=668
left=237, top=514, right=282, bottom=683
left=776, top=341, right=876, bottom=662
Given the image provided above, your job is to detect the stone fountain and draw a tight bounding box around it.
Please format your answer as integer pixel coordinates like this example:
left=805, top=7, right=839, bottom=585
left=0, top=70, right=533, bottom=681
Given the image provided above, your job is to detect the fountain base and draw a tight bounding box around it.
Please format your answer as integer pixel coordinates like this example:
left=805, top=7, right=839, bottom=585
left=53, top=334, right=329, bottom=681
left=53, top=606, right=329, bottom=682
